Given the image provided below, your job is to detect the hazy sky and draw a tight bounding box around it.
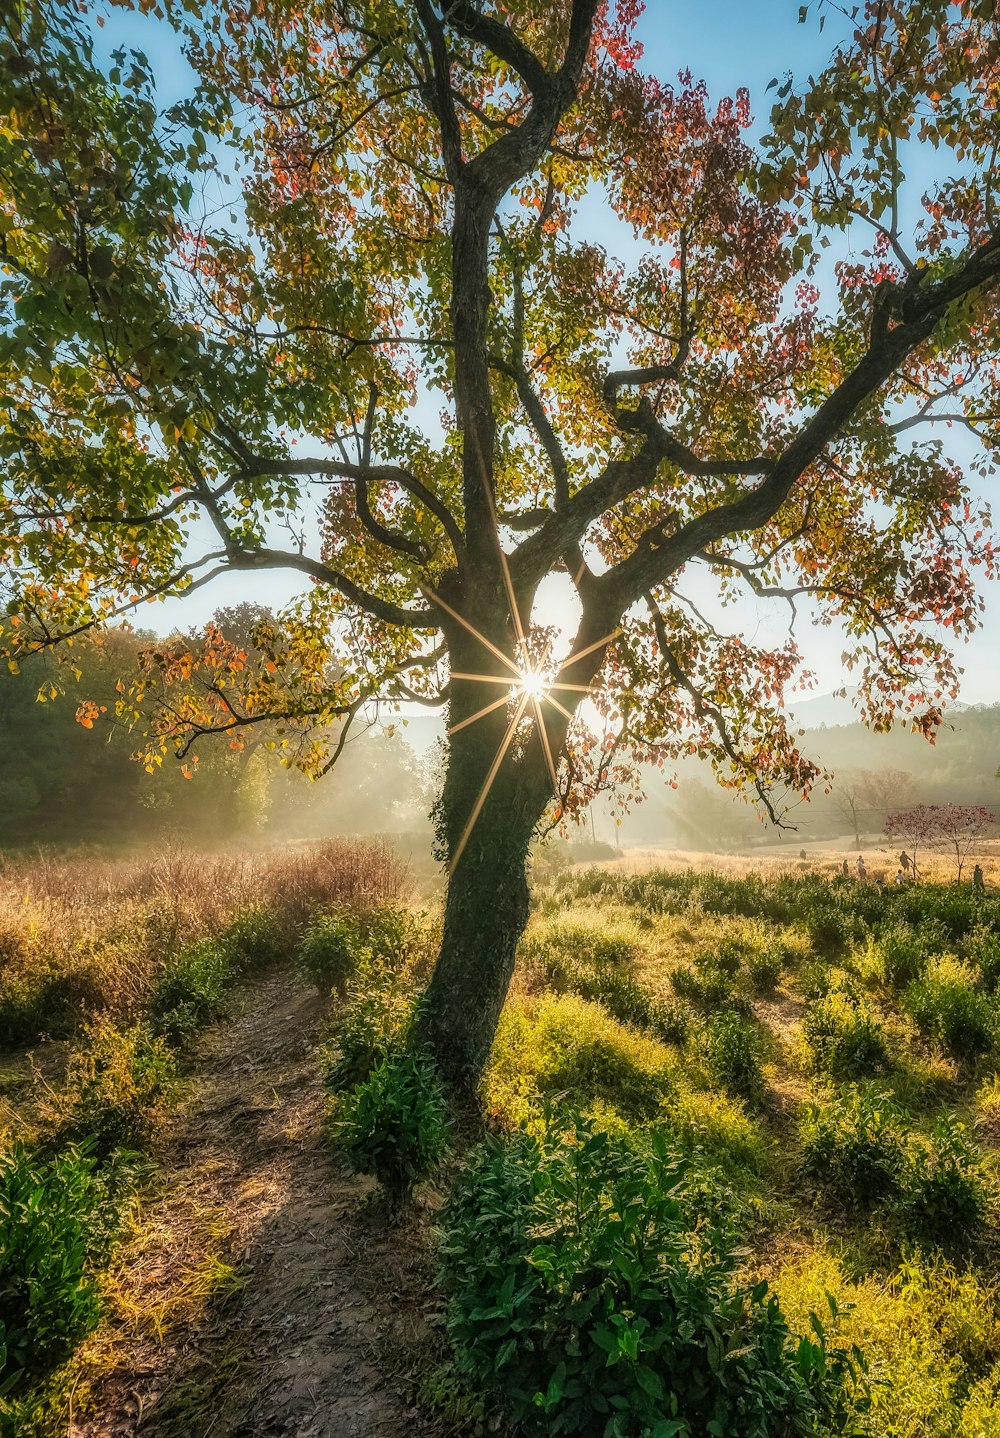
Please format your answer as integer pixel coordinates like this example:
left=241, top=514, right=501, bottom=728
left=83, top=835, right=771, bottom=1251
left=97, top=2, right=1000, bottom=709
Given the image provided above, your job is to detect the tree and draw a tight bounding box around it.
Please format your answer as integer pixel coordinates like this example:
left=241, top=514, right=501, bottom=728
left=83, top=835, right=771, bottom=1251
left=833, top=766, right=918, bottom=845
left=886, top=803, right=996, bottom=881
left=3, top=1, right=1000, bottom=1085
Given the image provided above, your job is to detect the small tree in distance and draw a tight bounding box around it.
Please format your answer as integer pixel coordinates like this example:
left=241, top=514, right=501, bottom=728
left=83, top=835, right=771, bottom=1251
left=886, top=805, right=996, bottom=882
left=834, top=768, right=918, bottom=846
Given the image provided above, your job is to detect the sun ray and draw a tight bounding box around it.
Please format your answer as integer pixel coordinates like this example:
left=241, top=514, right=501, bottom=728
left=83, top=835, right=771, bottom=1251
left=420, top=585, right=522, bottom=677
left=449, top=689, right=531, bottom=874
left=554, top=626, right=623, bottom=675
left=531, top=693, right=560, bottom=792
left=543, top=691, right=574, bottom=722
left=447, top=689, right=514, bottom=736
left=448, top=670, right=513, bottom=685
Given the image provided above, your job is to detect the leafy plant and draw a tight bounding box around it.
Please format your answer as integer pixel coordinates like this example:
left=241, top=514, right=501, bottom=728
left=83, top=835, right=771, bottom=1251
left=800, top=1089, right=907, bottom=1213
left=439, top=1118, right=864, bottom=1437
left=299, top=912, right=366, bottom=997
left=0, top=1142, right=103, bottom=1387
left=700, top=1011, right=766, bottom=1104
left=336, top=1050, right=449, bottom=1208
left=221, top=904, right=284, bottom=970
left=802, top=989, right=890, bottom=1080
left=745, top=945, right=783, bottom=993
left=484, top=995, right=677, bottom=1128
left=151, top=941, right=229, bottom=1046
left=40, top=1020, right=177, bottom=1160
left=905, top=958, right=994, bottom=1064
left=894, top=1113, right=987, bottom=1252
left=321, top=966, right=416, bottom=1091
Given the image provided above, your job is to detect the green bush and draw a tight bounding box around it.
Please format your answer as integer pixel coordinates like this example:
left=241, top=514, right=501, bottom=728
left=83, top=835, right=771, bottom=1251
left=877, top=925, right=933, bottom=990
left=322, top=968, right=415, bottom=1092
left=895, top=1113, right=987, bottom=1252
left=0, top=968, right=102, bottom=1050
left=299, top=912, right=365, bottom=997
left=42, top=1020, right=177, bottom=1160
left=800, top=1089, right=908, bottom=1213
left=439, top=1119, right=863, bottom=1438
left=745, top=946, right=783, bottom=993
left=484, top=996, right=676, bottom=1128
left=336, top=1050, right=449, bottom=1207
left=905, top=958, right=994, bottom=1064
left=545, top=955, right=690, bottom=1046
left=0, top=1143, right=103, bottom=1387
left=802, top=990, right=890, bottom=1080
left=360, top=905, right=422, bottom=970
left=700, top=1011, right=766, bottom=1104
left=802, top=904, right=850, bottom=957
left=971, top=928, right=1000, bottom=991
left=151, top=941, right=229, bottom=1045
left=221, top=905, right=284, bottom=970
left=670, top=956, right=745, bottom=1013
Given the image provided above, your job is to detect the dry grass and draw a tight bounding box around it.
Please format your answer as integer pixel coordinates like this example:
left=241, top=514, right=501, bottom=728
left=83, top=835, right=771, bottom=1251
left=591, top=841, right=1000, bottom=886
left=0, top=840, right=408, bottom=1045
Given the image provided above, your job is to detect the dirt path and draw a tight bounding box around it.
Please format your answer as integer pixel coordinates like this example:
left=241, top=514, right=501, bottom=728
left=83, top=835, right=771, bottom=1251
left=75, top=972, right=442, bottom=1438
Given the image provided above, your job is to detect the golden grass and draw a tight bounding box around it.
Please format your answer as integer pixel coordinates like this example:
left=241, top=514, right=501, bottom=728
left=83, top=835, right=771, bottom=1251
left=591, top=841, right=1000, bottom=887
left=0, top=839, right=409, bottom=1042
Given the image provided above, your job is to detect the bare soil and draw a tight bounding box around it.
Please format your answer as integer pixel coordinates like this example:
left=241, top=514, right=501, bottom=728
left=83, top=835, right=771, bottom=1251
left=73, top=972, right=443, bottom=1438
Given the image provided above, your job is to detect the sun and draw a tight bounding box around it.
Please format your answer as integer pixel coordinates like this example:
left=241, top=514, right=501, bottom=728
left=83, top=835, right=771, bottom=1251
left=517, top=668, right=549, bottom=703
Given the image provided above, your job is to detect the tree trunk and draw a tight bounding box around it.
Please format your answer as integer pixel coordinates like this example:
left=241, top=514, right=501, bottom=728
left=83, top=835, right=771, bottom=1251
left=419, top=800, right=535, bottom=1090
left=416, top=654, right=554, bottom=1089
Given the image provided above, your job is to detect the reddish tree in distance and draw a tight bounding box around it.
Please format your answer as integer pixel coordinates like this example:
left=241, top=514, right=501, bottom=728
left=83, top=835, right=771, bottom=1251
left=3, top=1, right=1000, bottom=1083
left=886, top=805, right=996, bottom=882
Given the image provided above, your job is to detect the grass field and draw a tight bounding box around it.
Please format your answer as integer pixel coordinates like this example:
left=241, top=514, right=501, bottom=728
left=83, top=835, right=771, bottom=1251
left=6, top=844, right=1000, bottom=1436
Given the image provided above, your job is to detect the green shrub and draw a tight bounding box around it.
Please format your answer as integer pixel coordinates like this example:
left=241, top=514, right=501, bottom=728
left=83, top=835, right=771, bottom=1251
left=877, top=925, right=933, bottom=990
left=800, top=959, right=833, bottom=1001
left=700, top=1011, right=766, bottom=1104
left=905, top=958, right=994, bottom=1064
left=221, top=905, right=285, bottom=970
left=360, top=905, right=422, bottom=969
left=322, top=967, right=415, bottom=1092
left=670, top=956, right=745, bottom=1013
left=803, top=904, right=850, bottom=957
left=895, top=1113, right=987, bottom=1252
left=336, top=1050, right=449, bottom=1207
left=665, top=1087, right=767, bottom=1173
left=746, top=945, right=783, bottom=993
left=971, top=928, right=1000, bottom=991
left=151, top=941, right=229, bottom=1045
left=299, top=912, right=365, bottom=997
left=439, top=1119, right=863, bottom=1438
left=484, top=995, right=677, bottom=1128
left=0, top=1142, right=103, bottom=1387
left=41, top=1020, right=177, bottom=1160
left=0, top=968, right=102, bottom=1049
left=545, top=956, right=690, bottom=1046
left=800, top=1089, right=908, bottom=1213
left=802, top=990, right=890, bottom=1080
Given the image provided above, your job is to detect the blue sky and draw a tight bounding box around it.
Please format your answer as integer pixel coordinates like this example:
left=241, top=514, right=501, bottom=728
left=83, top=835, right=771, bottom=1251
left=95, top=1, right=1000, bottom=708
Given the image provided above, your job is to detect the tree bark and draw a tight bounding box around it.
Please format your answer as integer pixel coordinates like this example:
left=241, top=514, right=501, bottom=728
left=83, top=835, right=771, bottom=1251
left=416, top=638, right=555, bottom=1088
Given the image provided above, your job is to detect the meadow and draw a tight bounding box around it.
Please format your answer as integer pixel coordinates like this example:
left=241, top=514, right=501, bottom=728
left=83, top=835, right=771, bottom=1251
left=5, top=846, right=1000, bottom=1436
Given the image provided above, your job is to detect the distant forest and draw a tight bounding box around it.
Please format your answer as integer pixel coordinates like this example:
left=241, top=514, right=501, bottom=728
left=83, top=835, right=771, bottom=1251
left=0, top=610, right=429, bottom=851
left=1, top=610, right=998, bottom=854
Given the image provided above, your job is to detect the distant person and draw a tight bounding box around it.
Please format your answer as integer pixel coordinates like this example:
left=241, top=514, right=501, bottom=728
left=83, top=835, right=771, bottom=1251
left=893, top=867, right=906, bottom=886
left=973, top=864, right=986, bottom=894
left=842, top=859, right=850, bottom=878
left=899, top=851, right=911, bottom=874
left=799, top=848, right=807, bottom=861
left=856, top=855, right=868, bottom=883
